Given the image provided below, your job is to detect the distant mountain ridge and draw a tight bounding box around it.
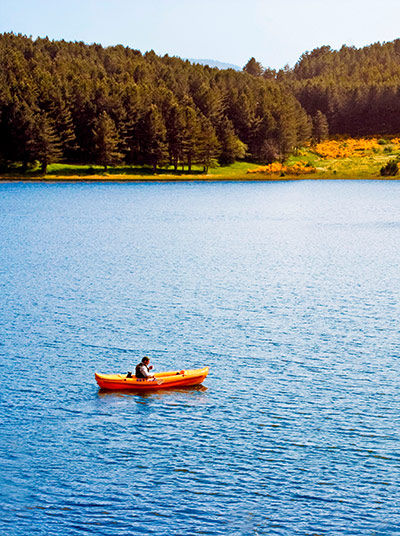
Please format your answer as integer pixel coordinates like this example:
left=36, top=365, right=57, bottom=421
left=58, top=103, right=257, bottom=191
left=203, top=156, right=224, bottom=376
left=187, top=58, right=241, bottom=71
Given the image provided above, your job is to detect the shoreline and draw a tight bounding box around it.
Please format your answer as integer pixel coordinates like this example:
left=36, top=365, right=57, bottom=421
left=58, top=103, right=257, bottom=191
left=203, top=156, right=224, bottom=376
left=0, top=174, right=396, bottom=183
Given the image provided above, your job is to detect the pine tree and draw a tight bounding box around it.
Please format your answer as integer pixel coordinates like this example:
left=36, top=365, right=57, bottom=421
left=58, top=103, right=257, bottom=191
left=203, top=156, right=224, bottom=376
left=218, top=117, right=247, bottom=165
left=141, top=105, right=168, bottom=172
left=1, top=99, right=36, bottom=170
left=277, top=99, right=298, bottom=160
left=121, top=83, right=150, bottom=164
left=192, top=83, right=224, bottom=123
left=51, top=100, right=78, bottom=159
left=312, top=110, right=329, bottom=143
left=197, top=118, right=221, bottom=172
left=28, top=112, right=62, bottom=174
left=258, top=139, right=280, bottom=163
left=166, top=104, right=185, bottom=170
left=247, top=106, right=276, bottom=162
left=243, top=57, right=264, bottom=77
left=181, top=106, right=201, bottom=172
left=297, top=112, right=313, bottom=148
left=92, top=111, right=123, bottom=171
left=229, top=92, right=254, bottom=144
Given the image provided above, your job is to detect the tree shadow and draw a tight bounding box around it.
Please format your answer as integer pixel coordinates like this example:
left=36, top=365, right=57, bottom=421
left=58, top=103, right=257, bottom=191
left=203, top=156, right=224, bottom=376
left=45, top=165, right=206, bottom=176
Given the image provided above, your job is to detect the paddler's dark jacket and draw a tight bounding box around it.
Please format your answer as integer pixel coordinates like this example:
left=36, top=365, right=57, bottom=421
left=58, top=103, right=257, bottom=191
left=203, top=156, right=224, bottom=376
left=135, top=363, right=150, bottom=379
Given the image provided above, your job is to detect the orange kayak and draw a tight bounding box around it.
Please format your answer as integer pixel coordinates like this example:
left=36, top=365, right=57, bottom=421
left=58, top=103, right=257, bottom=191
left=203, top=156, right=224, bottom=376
left=95, top=366, right=209, bottom=391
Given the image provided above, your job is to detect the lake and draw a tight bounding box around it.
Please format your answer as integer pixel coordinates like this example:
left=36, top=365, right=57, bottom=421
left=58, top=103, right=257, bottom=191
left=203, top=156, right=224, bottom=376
left=1, top=180, right=400, bottom=535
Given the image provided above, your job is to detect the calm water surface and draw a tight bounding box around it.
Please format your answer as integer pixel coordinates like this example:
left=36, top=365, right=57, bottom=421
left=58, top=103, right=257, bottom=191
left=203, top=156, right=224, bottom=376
left=1, top=180, right=400, bottom=535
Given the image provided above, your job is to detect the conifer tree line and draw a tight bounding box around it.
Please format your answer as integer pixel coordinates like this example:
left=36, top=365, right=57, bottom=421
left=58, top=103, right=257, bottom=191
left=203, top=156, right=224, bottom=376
left=245, top=41, right=400, bottom=137
left=3, top=34, right=400, bottom=173
left=0, top=33, right=310, bottom=172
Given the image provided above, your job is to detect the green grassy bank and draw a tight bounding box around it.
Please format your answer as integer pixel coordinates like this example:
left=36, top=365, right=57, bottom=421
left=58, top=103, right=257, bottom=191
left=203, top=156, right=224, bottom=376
left=1, top=144, right=399, bottom=181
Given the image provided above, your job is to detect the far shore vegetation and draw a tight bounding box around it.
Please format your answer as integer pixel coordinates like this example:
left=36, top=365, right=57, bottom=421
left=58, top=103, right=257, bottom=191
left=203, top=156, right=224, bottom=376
left=3, top=34, right=400, bottom=180
left=2, top=137, right=400, bottom=181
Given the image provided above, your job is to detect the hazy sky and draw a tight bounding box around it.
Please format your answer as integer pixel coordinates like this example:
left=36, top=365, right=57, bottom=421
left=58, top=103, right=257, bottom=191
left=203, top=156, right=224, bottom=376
left=1, top=0, right=400, bottom=69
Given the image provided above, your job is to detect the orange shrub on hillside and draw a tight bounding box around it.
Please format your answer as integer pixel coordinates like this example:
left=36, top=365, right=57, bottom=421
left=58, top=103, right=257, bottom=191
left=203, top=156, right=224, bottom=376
left=314, top=138, right=383, bottom=158
left=314, top=137, right=400, bottom=158
left=248, top=162, right=316, bottom=175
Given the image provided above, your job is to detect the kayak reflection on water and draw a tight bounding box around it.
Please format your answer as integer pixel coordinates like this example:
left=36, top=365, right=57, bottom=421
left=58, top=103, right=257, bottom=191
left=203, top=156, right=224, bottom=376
left=97, top=384, right=208, bottom=399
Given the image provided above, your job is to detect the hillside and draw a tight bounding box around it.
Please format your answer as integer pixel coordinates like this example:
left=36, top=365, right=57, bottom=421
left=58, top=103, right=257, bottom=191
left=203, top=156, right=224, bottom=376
left=3, top=33, right=400, bottom=176
left=282, top=41, right=400, bottom=136
left=0, top=33, right=309, bottom=173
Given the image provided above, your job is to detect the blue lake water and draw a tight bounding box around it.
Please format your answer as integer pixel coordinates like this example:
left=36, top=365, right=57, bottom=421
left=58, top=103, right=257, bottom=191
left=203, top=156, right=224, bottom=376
left=1, top=180, right=400, bottom=535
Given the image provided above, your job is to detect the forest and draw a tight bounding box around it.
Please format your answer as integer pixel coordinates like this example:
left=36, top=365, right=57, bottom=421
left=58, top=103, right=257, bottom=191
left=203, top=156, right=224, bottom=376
left=0, top=33, right=309, bottom=173
left=1, top=33, right=400, bottom=174
left=282, top=41, right=400, bottom=137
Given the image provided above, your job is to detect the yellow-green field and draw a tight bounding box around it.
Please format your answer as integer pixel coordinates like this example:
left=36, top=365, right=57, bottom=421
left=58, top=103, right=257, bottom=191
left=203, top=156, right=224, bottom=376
left=285, top=149, right=398, bottom=179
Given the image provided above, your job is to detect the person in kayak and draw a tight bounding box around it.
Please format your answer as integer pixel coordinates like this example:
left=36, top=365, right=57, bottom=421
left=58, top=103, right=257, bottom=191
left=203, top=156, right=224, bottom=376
left=135, top=356, right=154, bottom=380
